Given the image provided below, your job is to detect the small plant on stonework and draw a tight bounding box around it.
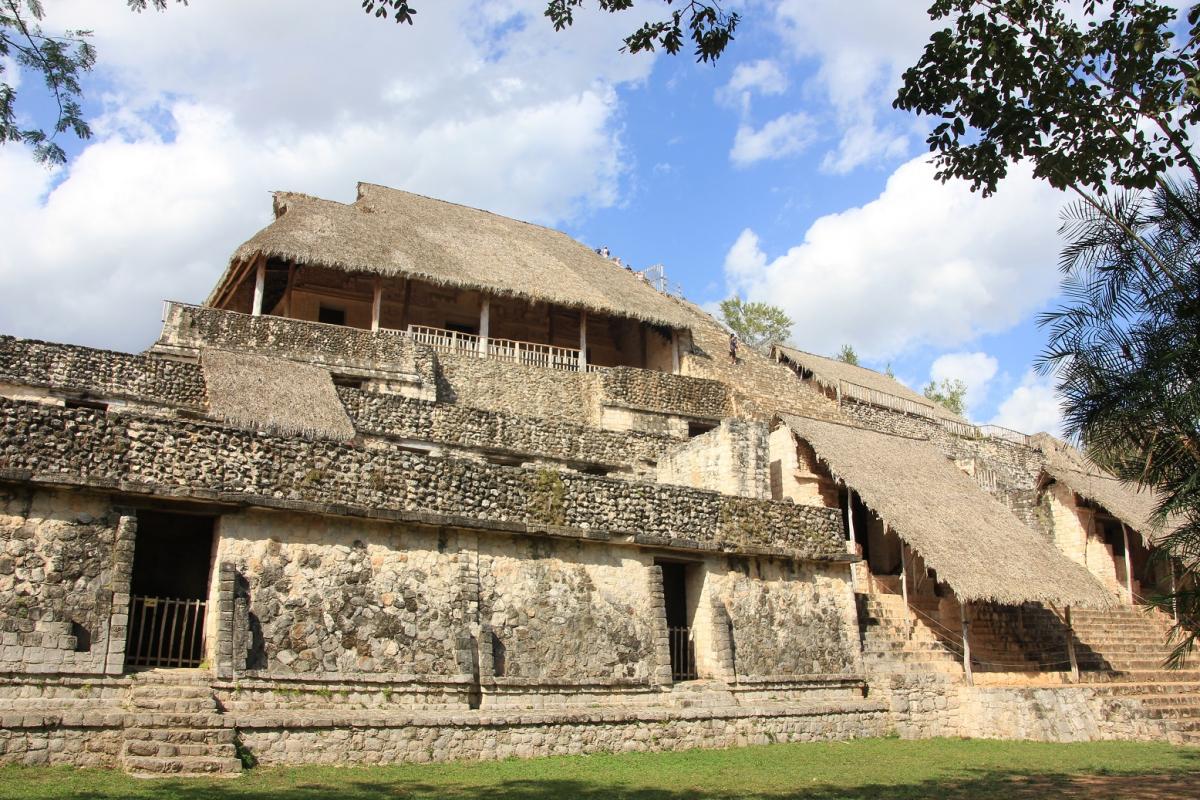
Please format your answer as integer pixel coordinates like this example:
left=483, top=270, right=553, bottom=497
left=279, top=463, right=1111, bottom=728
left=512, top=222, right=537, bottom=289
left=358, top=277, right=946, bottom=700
left=299, top=468, right=324, bottom=487
left=527, top=469, right=566, bottom=526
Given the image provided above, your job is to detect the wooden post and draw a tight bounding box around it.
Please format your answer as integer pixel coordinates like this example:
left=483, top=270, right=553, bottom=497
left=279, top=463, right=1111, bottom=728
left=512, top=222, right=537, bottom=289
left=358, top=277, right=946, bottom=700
left=399, top=277, right=412, bottom=331
left=1171, top=559, right=1180, bottom=623
left=478, top=296, right=490, bottom=357
left=251, top=257, right=266, bottom=317
left=898, top=532, right=910, bottom=625
left=371, top=278, right=382, bottom=332
left=846, top=489, right=859, bottom=587
left=960, top=603, right=973, bottom=686
left=671, top=330, right=680, bottom=374
left=1121, top=522, right=1135, bottom=605
left=282, top=263, right=296, bottom=318
left=579, top=310, right=588, bottom=371
left=1064, top=605, right=1079, bottom=682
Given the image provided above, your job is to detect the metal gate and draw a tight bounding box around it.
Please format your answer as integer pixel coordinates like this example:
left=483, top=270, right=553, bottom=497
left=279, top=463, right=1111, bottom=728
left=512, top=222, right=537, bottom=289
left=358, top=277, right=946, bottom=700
left=126, top=596, right=207, bottom=668
left=668, top=626, right=697, bottom=681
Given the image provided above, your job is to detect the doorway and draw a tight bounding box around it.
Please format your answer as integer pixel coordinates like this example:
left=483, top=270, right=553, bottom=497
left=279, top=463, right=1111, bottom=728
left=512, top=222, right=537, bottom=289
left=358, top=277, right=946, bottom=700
left=656, top=560, right=697, bottom=681
left=126, top=511, right=216, bottom=670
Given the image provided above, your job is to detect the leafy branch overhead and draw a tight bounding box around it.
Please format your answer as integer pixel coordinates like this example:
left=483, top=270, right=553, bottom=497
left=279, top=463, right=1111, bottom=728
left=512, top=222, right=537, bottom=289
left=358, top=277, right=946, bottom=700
left=923, top=378, right=968, bottom=417
left=718, top=297, right=793, bottom=352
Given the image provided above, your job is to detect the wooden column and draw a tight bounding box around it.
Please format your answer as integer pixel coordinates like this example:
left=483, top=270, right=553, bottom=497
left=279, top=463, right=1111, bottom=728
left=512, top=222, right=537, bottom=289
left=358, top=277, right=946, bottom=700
left=371, top=278, right=382, bottom=332
left=251, top=257, right=266, bottom=317
left=846, top=489, right=859, bottom=587
left=898, top=533, right=910, bottom=623
left=282, top=263, right=296, bottom=318
left=1121, top=522, right=1135, bottom=605
left=579, top=310, right=588, bottom=371
left=479, top=296, right=490, bottom=357
left=1064, top=605, right=1080, bottom=682
left=960, top=603, right=973, bottom=685
left=1171, top=559, right=1180, bottom=623
left=671, top=330, right=680, bottom=374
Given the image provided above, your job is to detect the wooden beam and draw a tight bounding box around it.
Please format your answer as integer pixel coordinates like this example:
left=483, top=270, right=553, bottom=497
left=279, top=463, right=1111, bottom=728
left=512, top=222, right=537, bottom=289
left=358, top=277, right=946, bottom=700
left=371, top=277, right=383, bottom=332
left=1064, top=605, right=1079, bottom=682
left=671, top=330, right=680, bottom=374
left=1121, top=522, right=1135, bottom=605
left=898, top=532, right=909, bottom=625
left=960, top=603, right=973, bottom=685
left=282, top=263, right=296, bottom=318
left=213, top=257, right=254, bottom=311
left=846, top=489, right=859, bottom=588
left=251, top=257, right=266, bottom=317
left=1171, top=559, right=1180, bottom=623
left=579, top=309, right=588, bottom=371
left=400, top=277, right=412, bottom=331
left=479, top=296, right=490, bottom=356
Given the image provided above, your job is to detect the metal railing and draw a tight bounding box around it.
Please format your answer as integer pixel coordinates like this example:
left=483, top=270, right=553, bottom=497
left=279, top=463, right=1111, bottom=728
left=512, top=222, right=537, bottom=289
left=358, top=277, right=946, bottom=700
left=126, top=595, right=207, bottom=669
left=667, top=626, right=697, bottom=682
left=401, top=324, right=607, bottom=373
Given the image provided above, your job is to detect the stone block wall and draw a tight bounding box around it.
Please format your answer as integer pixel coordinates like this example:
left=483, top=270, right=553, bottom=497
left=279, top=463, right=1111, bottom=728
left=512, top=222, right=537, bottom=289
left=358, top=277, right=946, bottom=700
left=215, top=511, right=469, bottom=679
left=157, top=303, right=436, bottom=387
left=433, top=351, right=601, bottom=426
left=0, top=398, right=846, bottom=561
left=339, top=388, right=671, bottom=469
left=657, top=420, right=770, bottom=499
left=478, top=535, right=655, bottom=685
left=0, top=337, right=205, bottom=409
left=0, top=487, right=129, bottom=674
left=714, top=559, right=859, bottom=679
left=600, top=368, right=731, bottom=420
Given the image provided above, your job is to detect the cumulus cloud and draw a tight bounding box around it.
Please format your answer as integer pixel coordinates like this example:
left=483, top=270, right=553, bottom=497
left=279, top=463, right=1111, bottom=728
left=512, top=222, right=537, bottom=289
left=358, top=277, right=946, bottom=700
left=730, top=112, right=816, bottom=167
left=716, top=59, right=788, bottom=112
left=773, top=0, right=935, bottom=172
left=0, top=0, right=652, bottom=351
left=928, top=351, right=999, bottom=417
left=991, top=369, right=1064, bottom=436
left=721, top=156, right=1065, bottom=359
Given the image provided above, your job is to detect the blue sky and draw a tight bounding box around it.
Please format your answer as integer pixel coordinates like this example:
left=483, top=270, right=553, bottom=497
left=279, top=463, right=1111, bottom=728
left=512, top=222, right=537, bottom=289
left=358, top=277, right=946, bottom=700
left=0, top=0, right=1071, bottom=433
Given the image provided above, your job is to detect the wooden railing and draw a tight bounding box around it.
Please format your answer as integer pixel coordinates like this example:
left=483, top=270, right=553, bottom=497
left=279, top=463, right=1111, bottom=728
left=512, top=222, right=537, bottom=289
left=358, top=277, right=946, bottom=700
left=838, top=379, right=939, bottom=419
left=126, top=595, right=207, bottom=669
left=400, top=324, right=607, bottom=373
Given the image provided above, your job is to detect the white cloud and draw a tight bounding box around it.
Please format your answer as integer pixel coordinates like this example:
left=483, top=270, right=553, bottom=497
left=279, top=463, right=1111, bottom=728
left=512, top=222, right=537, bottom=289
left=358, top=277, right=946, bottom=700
left=716, top=59, right=788, bottom=112
left=773, top=0, right=935, bottom=172
left=929, top=351, right=999, bottom=416
left=730, top=112, right=816, bottom=167
left=991, top=369, right=1064, bottom=436
left=721, top=156, right=1065, bottom=359
left=0, top=1, right=654, bottom=352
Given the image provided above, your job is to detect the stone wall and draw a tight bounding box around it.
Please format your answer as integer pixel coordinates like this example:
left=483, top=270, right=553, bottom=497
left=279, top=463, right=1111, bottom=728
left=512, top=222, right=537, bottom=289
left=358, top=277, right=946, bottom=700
left=478, top=536, right=655, bottom=684
left=888, top=675, right=1175, bottom=743
left=0, top=399, right=847, bottom=561
left=340, top=388, right=670, bottom=469
left=216, top=511, right=470, bottom=679
left=715, top=559, right=859, bottom=679
left=0, top=337, right=205, bottom=409
left=600, top=368, right=731, bottom=420
left=157, top=303, right=435, bottom=389
left=839, top=402, right=1045, bottom=491
left=433, top=351, right=601, bottom=426
left=657, top=420, right=770, bottom=499
left=0, top=487, right=130, bottom=675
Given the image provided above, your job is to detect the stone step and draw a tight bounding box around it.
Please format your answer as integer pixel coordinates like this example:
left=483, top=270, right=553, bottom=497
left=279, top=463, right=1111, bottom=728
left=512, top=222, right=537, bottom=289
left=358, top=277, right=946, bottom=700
left=123, top=726, right=235, bottom=745
left=123, top=739, right=222, bottom=758
left=123, top=712, right=229, bottom=728
left=126, top=698, right=214, bottom=714
left=122, top=754, right=242, bottom=776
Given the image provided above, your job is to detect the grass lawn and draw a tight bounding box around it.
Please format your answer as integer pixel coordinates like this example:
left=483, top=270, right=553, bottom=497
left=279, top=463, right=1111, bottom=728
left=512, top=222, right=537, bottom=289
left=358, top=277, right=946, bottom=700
left=1, top=738, right=1198, bottom=800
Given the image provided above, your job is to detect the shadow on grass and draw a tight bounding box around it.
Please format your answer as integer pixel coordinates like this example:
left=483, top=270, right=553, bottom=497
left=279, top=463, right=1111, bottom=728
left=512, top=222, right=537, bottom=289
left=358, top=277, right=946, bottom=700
left=32, top=768, right=1200, bottom=800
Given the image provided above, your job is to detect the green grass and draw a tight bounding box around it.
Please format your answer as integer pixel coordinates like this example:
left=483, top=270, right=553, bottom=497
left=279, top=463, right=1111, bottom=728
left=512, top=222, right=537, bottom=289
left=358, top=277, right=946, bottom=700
left=1, top=738, right=1198, bottom=799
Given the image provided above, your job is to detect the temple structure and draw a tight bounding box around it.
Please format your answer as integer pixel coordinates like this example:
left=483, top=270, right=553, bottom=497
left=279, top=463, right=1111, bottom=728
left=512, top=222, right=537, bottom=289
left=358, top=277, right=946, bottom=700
left=0, top=184, right=1194, bottom=775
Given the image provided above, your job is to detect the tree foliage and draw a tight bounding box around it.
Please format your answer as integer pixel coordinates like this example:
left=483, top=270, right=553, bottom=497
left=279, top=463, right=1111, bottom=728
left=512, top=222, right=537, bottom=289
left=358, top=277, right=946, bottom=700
left=923, top=378, right=968, bottom=416
left=895, top=0, right=1200, bottom=198
left=718, top=297, right=792, bottom=352
left=836, top=344, right=859, bottom=366
left=1039, top=179, right=1200, bottom=663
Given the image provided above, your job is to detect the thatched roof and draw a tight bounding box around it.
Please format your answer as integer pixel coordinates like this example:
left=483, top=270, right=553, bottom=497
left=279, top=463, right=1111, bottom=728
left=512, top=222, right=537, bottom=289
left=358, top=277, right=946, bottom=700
left=1035, top=434, right=1178, bottom=545
left=780, top=414, right=1113, bottom=608
left=211, top=183, right=693, bottom=329
left=201, top=349, right=356, bottom=441
left=773, top=345, right=962, bottom=422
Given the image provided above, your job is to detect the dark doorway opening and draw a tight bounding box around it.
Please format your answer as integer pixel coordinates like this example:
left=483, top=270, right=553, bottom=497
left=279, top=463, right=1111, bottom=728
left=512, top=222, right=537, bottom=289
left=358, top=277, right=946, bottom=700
left=656, top=560, right=697, bottom=681
left=843, top=489, right=872, bottom=566
left=126, top=511, right=216, bottom=670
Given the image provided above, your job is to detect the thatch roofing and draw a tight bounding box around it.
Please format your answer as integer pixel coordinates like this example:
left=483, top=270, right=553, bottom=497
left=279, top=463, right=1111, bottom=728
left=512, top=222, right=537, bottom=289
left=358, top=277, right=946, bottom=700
left=773, top=345, right=962, bottom=422
left=201, top=349, right=356, bottom=441
left=1034, top=434, right=1178, bottom=545
left=780, top=414, right=1113, bottom=608
left=212, top=183, right=693, bottom=329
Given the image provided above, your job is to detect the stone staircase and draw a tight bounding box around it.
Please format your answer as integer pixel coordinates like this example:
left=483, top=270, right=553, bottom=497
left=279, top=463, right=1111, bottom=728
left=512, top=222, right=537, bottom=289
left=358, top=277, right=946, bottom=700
left=668, top=679, right=739, bottom=709
left=857, top=590, right=964, bottom=677
left=121, top=669, right=241, bottom=776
